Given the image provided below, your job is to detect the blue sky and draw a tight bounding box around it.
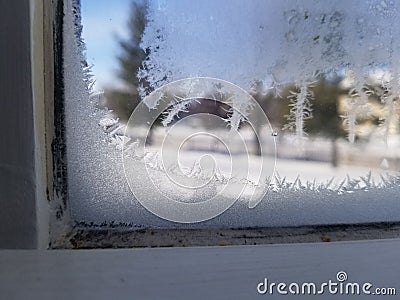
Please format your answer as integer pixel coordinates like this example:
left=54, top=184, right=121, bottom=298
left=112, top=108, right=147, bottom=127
left=81, top=0, right=134, bottom=90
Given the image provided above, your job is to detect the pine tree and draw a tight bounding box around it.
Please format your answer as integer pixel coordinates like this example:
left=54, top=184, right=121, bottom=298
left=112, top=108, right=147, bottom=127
left=103, top=1, right=148, bottom=122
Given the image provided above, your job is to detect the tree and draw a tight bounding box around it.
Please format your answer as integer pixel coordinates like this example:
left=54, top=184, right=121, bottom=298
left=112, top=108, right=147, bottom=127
left=307, top=76, right=346, bottom=140
left=103, top=1, right=148, bottom=122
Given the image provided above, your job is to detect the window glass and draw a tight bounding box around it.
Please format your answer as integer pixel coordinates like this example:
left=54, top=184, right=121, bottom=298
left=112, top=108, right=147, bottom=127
left=67, top=0, right=400, bottom=227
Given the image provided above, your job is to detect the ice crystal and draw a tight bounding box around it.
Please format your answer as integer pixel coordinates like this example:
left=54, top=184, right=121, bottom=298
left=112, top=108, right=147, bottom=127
left=283, top=81, right=314, bottom=140
left=161, top=97, right=193, bottom=127
left=343, top=71, right=373, bottom=143
left=379, top=70, right=400, bottom=145
left=72, top=0, right=95, bottom=94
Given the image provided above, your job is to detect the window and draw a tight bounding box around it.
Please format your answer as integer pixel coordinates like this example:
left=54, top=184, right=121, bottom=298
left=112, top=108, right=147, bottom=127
left=51, top=0, right=400, bottom=246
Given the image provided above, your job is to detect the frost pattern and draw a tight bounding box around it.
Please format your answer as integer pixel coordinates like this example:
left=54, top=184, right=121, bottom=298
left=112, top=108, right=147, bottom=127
left=64, top=0, right=400, bottom=227
left=270, top=171, right=400, bottom=194
left=283, top=80, right=314, bottom=141
left=343, top=71, right=373, bottom=143
left=161, top=97, right=193, bottom=127
left=139, top=0, right=400, bottom=140
left=72, top=0, right=95, bottom=93
left=378, top=64, right=400, bottom=146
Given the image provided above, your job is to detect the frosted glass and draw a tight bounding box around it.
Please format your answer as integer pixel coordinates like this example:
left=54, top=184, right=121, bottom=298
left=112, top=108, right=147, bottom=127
left=66, top=0, right=400, bottom=227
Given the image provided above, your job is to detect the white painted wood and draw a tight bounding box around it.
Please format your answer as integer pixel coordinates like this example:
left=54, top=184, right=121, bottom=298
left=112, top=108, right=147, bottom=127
left=0, top=0, right=37, bottom=249
left=1, top=239, right=399, bottom=299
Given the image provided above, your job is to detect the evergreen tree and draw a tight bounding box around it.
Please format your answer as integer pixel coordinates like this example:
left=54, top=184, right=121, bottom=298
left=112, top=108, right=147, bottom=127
left=103, top=1, right=148, bottom=122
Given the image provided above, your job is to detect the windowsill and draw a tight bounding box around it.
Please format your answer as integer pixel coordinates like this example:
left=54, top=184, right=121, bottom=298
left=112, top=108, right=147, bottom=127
left=1, top=239, right=399, bottom=299
left=53, top=221, right=400, bottom=248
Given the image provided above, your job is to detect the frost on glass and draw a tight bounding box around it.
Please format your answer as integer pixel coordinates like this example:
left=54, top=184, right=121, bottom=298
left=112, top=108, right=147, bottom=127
left=66, top=0, right=400, bottom=227
left=139, top=0, right=400, bottom=144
